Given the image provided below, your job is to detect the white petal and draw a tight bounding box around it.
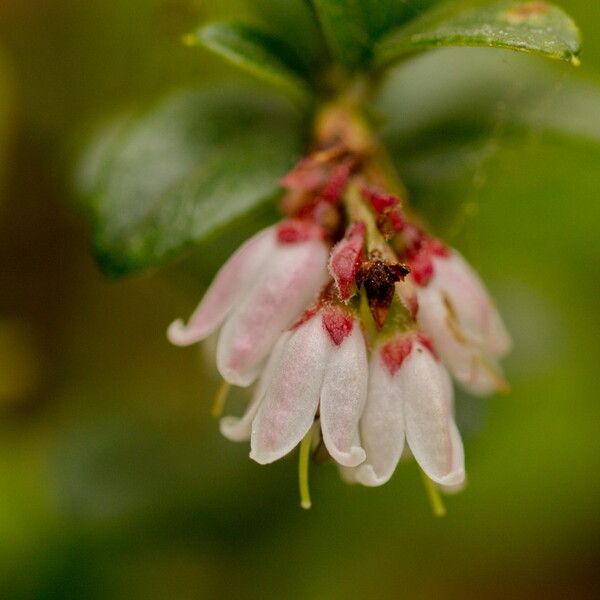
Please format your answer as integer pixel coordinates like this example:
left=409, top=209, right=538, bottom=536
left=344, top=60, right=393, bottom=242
left=487, top=308, right=512, bottom=357
left=439, top=467, right=467, bottom=495
left=250, top=317, right=330, bottom=464
left=432, top=252, right=492, bottom=345
left=319, top=323, right=368, bottom=467
left=416, top=282, right=472, bottom=372
left=339, top=465, right=360, bottom=485
left=354, top=352, right=405, bottom=487
left=219, top=396, right=261, bottom=443
left=416, top=284, right=505, bottom=397
left=456, top=354, right=508, bottom=397
left=167, top=226, right=275, bottom=346
left=447, top=418, right=465, bottom=486
left=431, top=250, right=511, bottom=357
left=219, top=333, right=290, bottom=442
left=217, top=239, right=329, bottom=386
left=403, top=345, right=464, bottom=486
left=336, top=430, right=364, bottom=484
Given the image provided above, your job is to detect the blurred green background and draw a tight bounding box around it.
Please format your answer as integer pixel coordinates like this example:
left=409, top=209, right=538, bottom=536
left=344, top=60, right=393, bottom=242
left=0, top=1, right=599, bottom=598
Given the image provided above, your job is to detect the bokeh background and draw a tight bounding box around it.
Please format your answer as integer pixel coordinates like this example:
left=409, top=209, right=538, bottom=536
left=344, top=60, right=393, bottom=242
left=1, top=1, right=599, bottom=598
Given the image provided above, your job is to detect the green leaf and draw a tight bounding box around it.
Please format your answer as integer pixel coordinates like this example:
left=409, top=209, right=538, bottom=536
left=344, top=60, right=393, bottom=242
left=360, top=0, right=443, bottom=38
left=309, top=1, right=445, bottom=69
left=311, top=0, right=371, bottom=69
left=249, top=0, right=326, bottom=68
left=188, top=21, right=313, bottom=106
left=375, top=1, right=581, bottom=68
left=76, top=86, right=303, bottom=276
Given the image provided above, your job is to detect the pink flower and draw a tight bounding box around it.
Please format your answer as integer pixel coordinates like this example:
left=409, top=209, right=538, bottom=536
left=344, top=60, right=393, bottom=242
left=161, top=109, right=517, bottom=506
left=408, top=241, right=511, bottom=396
left=167, top=219, right=329, bottom=386
left=349, top=332, right=465, bottom=487
left=220, top=305, right=369, bottom=467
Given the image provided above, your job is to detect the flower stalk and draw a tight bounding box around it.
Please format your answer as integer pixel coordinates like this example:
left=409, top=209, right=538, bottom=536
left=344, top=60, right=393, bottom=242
left=420, top=467, right=447, bottom=518
left=211, top=380, right=231, bottom=418
left=299, top=428, right=313, bottom=510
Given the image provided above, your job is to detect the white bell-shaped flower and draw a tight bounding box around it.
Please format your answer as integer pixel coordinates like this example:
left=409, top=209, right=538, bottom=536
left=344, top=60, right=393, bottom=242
left=352, top=332, right=465, bottom=487
left=411, top=245, right=511, bottom=396
left=246, top=305, right=368, bottom=467
left=167, top=219, right=329, bottom=386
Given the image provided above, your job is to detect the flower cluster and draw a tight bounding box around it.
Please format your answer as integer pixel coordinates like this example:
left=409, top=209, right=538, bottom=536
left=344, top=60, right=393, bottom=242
left=168, top=103, right=511, bottom=503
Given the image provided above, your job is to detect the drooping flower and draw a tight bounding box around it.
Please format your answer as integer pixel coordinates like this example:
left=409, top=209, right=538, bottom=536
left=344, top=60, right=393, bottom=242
left=401, top=231, right=512, bottom=395
left=167, top=219, right=329, bottom=386
left=167, top=102, right=512, bottom=509
left=220, top=303, right=369, bottom=468
left=347, top=331, right=464, bottom=487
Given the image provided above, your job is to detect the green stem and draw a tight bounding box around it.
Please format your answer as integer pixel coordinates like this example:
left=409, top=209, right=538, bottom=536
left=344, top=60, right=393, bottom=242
left=211, top=380, right=230, bottom=418
left=419, top=468, right=447, bottom=518
left=298, top=428, right=313, bottom=510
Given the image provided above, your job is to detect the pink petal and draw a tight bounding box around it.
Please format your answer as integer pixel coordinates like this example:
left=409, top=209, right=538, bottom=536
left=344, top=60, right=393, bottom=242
left=217, top=238, right=329, bottom=386
left=250, top=316, right=330, bottom=464
left=167, top=226, right=275, bottom=346
left=320, top=321, right=368, bottom=467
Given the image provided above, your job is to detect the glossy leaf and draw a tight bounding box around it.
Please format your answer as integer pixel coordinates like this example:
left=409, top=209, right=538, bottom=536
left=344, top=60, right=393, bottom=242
left=310, top=0, right=445, bottom=69
left=77, top=87, right=303, bottom=276
left=375, top=1, right=581, bottom=68
left=189, top=21, right=313, bottom=106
